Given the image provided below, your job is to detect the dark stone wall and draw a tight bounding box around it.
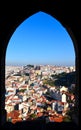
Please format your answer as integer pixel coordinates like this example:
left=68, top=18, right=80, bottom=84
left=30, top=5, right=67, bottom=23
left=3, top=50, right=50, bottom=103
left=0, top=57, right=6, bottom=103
left=0, top=0, right=80, bottom=129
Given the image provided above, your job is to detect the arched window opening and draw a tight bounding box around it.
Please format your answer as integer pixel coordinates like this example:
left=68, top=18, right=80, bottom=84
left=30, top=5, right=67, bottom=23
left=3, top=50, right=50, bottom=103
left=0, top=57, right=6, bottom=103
left=5, top=11, right=76, bottom=124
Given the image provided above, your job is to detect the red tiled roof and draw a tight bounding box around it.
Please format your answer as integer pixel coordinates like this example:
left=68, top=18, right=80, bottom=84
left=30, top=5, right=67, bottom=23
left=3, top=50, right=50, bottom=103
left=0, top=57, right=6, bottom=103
left=49, top=116, right=63, bottom=122
left=12, top=118, right=22, bottom=124
left=7, top=110, right=20, bottom=119
left=37, top=112, right=43, bottom=117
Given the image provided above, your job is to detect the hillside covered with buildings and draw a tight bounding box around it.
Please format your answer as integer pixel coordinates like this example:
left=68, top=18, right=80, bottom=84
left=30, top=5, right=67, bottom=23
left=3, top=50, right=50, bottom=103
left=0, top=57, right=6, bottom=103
left=5, top=65, right=76, bottom=124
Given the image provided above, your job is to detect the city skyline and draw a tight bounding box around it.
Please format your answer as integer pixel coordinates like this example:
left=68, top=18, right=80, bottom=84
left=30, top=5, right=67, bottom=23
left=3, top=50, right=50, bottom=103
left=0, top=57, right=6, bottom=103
left=6, top=11, right=75, bottom=67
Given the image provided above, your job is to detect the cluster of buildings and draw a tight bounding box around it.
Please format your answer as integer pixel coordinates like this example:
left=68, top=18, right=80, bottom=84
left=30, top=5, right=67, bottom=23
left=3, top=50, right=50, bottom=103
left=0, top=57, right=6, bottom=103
left=5, top=65, right=75, bottom=124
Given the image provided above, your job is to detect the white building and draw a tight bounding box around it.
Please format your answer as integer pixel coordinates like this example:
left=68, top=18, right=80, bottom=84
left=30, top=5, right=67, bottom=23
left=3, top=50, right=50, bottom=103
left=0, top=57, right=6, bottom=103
left=52, top=101, right=57, bottom=111
left=61, top=93, right=67, bottom=102
left=5, top=104, right=14, bottom=113
left=60, top=86, right=68, bottom=92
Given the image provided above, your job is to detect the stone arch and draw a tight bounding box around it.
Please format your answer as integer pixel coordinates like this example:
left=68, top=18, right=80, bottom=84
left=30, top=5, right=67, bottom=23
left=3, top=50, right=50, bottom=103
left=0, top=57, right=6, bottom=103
left=0, top=1, right=80, bottom=129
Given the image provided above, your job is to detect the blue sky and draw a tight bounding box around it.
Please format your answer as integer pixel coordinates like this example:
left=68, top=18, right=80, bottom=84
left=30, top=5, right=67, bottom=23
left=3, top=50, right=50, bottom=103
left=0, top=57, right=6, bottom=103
left=6, top=11, right=75, bottom=66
